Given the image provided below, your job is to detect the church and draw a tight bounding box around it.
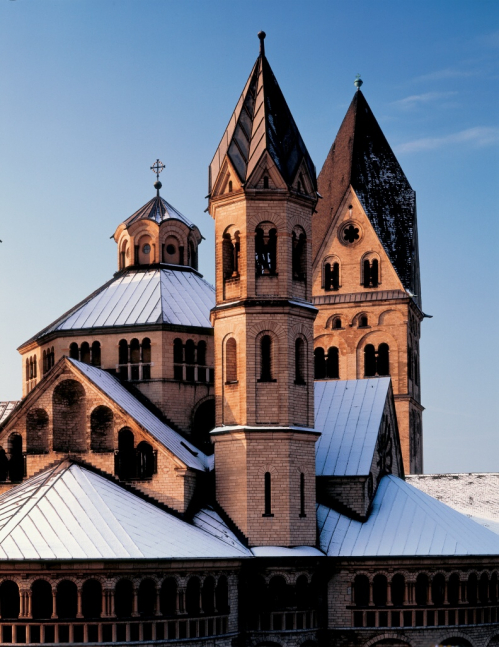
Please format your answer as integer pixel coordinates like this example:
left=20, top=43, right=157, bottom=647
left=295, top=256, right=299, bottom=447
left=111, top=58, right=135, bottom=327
left=0, top=32, right=498, bottom=647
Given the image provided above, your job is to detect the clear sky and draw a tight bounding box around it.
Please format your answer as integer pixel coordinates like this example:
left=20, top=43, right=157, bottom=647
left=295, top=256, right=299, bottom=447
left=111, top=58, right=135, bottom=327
left=0, top=0, right=497, bottom=473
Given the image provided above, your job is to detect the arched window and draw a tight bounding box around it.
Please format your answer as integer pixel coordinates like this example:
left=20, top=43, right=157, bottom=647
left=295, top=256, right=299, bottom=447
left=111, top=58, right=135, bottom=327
left=130, top=338, right=140, bottom=379
left=215, top=576, right=229, bottom=614
left=69, top=342, right=79, bottom=361
left=391, top=574, right=405, bottom=606
left=373, top=574, right=387, bottom=607
left=0, top=581, right=20, bottom=619
left=228, top=180, right=233, bottom=192
left=226, top=338, right=237, bottom=383
left=431, top=574, right=445, bottom=606
left=56, top=580, right=77, bottom=619
left=43, top=350, right=47, bottom=375
left=197, top=340, right=206, bottom=366
left=25, top=358, right=29, bottom=382
left=192, top=399, right=215, bottom=456
left=202, top=576, right=216, bottom=615
left=53, top=380, right=86, bottom=453
left=90, top=406, right=113, bottom=452
left=263, top=175, right=269, bottom=189
left=467, top=573, right=478, bottom=605
left=259, top=335, right=273, bottom=382
left=160, top=578, right=177, bottom=617
left=359, top=315, right=368, bottom=328
left=91, top=341, right=101, bottom=367
left=324, top=261, right=340, bottom=290
left=185, top=340, right=195, bottom=381
left=448, top=573, right=460, bottom=606
left=295, top=338, right=305, bottom=384
left=138, top=579, right=156, bottom=617
left=263, top=472, right=273, bottom=516
left=137, top=441, right=155, bottom=479
left=80, top=342, right=90, bottom=365
left=255, top=226, right=277, bottom=275
left=326, top=347, right=339, bottom=379
left=296, top=575, right=309, bottom=609
left=31, top=580, right=52, bottom=620
left=115, top=580, right=134, bottom=618
left=8, top=433, right=23, bottom=482
left=142, top=337, right=151, bottom=379
left=292, top=228, right=306, bottom=281
left=314, top=348, right=326, bottom=379
left=82, top=580, right=102, bottom=619
left=332, top=317, right=342, bottom=329
left=377, top=343, right=390, bottom=375
left=363, top=256, right=379, bottom=288
left=223, top=233, right=235, bottom=279
left=364, top=344, right=376, bottom=377
left=299, top=472, right=306, bottom=517
left=118, top=339, right=128, bottom=365
left=26, top=408, right=49, bottom=454
left=269, top=576, right=289, bottom=611
left=186, top=577, right=201, bottom=616
left=117, top=428, right=135, bottom=480
left=415, top=573, right=428, bottom=606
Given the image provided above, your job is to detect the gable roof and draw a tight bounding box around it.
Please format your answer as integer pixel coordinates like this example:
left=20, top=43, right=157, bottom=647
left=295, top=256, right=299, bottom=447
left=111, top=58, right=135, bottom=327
left=314, top=90, right=420, bottom=304
left=209, top=45, right=316, bottom=192
left=68, top=359, right=209, bottom=471
left=23, top=267, right=215, bottom=346
left=0, top=462, right=250, bottom=560
left=315, top=378, right=391, bottom=477
left=123, top=195, right=196, bottom=230
left=318, top=474, right=499, bottom=557
left=407, top=473, right=499, bottom=536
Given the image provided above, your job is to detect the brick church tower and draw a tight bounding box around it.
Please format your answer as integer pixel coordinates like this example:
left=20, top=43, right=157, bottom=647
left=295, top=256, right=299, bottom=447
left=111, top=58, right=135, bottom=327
left=208, top=33, right=319, bottom=546
left=312, top=82, right=424, bottom=474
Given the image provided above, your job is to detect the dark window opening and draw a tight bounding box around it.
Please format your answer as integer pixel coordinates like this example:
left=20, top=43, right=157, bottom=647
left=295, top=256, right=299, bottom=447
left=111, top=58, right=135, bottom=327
left=185, top=339, right=195, bottom=364
left=415, top=574, right=428, bottom=606
left=373, top=575, right=387, bottom=607
left=91, top=341, right=101, bottom=367
left=82, top=580, right=102, bottom=619
left=56, top=581, right=77, bottom=619
left=192, top=399, right=215, bottom=456
left=292, top=230, right=306, bottom=280
left=299, top=473, right=306, bottom=517
left=255, top=227, right=277, bottom=275
left=138, top=579, right=156, bottom=617
left=228, top=180, right=233, bottom=192
left=259, top=335, right=273, bottom=382
left=90, top=406, right=114, bottom=452
left=314, top=347, right=326, bottom=379
left=295, top=338, right=305, bottom=384
left=324, top=261, right=340, bottom=290
left=32, top=580, right=52, bottom=620
left=263, top=471, right=273, bottom=517
left=69, top=343, right=79, bottom=361
left=186, top=578, right=201, bottom=616
left=359, top=316, right=368, bottom=327
left=333, top=317, right=342, bottom=329
left=364, top=343, right=390, bottom=377
left=80, top=342, right=91, bottom=364
left=263, top=175, right=269, bottom=189
left=391, top=574, right=405, bottom=607
left=160, top=578, right=177, bottom=617
left=354, top=575, right=369, bottom=607
left=197, top=340, right=206, bottom=366
left=326, top=347, right=339, bottom=379
left=363, top=258, right=379, bottom=287
left=0, top=581, right=20, bottom=619
left=115, top=580, right=134, bottom=619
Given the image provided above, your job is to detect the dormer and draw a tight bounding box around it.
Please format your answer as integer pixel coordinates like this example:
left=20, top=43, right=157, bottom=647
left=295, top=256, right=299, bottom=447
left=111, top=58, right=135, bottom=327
left=114, top=182, right=202, bottom=271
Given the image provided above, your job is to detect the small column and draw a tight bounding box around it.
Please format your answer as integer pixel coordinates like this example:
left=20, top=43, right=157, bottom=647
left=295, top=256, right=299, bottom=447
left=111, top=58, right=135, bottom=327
left=444, top=579, right=449, bottom=605
left=76, top=588, right=83, bottom=619
left=40, top=625, right=45, bottom=643
left=427, top=580, right=433, bottom=606
left=460, top=579, right=467, bottom=604
left=177, top=588, right=186, bottom=615
left=155, top=589, right=161, bottom=617
left=387, top=582, right=392, bottom=607
left=132, top=588, right=139, bottom=617
left=51, top=590, right=57, bottom=619
left=101, top=589, right=108, bottom=618
left=368, top=580, right=374, bottom=607
left=27, top=591, right=32, bottom=619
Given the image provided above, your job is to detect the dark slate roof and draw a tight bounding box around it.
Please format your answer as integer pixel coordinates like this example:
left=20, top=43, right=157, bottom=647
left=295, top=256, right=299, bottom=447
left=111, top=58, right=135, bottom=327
left=314, top=90, right=421, bottom=306
left=209, top=48, right=316, bottom=192
left=123, top=195, right=196, bottom=229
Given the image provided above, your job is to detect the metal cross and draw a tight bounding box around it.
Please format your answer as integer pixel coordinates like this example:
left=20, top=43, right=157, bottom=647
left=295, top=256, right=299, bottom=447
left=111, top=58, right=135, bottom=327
left=150, top=159, right=165, bottom=181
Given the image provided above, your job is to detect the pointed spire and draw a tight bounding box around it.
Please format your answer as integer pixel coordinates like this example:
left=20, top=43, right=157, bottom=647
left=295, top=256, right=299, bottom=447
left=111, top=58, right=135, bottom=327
left=209, top=33, right=316, bottom=194
left=314, top=89, right=420, bottom=303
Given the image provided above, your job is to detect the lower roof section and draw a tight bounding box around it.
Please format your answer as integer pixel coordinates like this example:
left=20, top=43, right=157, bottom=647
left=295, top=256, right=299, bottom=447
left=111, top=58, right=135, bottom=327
left=318, top=475, right=499, bottom=557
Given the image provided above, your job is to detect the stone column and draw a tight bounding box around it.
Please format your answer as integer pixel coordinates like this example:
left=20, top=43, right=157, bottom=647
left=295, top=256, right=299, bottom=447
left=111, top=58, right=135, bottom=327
left=132, top=588, right=139, bottom=618
left=76, top=587, right=83, bottom=619
left=51, top=589, right=57, bottom=619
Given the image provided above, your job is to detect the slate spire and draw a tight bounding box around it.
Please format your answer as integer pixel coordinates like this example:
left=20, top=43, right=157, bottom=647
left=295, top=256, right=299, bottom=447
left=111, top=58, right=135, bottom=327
left=315, top=90, right=421, bottom=306
left=209, top=33, right=316, bottom=193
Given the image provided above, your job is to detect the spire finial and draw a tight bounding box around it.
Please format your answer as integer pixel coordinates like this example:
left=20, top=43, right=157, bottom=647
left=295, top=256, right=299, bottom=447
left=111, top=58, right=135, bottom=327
left=354, top=74, right=363, bottom=91
left=150, top=158, right=165, bottom=196
left=258, top=31, right=266, bottom=56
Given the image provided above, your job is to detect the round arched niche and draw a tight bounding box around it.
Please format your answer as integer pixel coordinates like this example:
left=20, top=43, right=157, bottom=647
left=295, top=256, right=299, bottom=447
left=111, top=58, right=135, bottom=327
left=191, top=399, right=215, bottom=455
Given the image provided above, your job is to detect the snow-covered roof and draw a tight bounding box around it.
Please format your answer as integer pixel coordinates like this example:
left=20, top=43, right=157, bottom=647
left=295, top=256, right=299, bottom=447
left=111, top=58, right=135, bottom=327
left=318, top=475, right=499, bottom=557
left=69, top=359, right=208, bottom=471
left=0, top=462, right=250, bottom=560
left=251, top=546, right=324, bottom=557
left=192, top=507, right=251, bottom=556
left=407, top=473, right=499, bottom=536
left=315, top=378, right=390, bottom=476
left=28, top=268, right=214, bottom=343
left=123, top=195, right=196, bottom=229
left=0, top=402, right=18, bottom=426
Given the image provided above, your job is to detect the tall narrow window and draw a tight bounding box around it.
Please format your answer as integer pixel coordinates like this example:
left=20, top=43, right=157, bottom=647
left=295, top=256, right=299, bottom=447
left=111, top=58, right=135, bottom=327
left=377, top=343, right=389, bottom=375
left=314, top=348, right=326, bottom=379
left=263, top=175, right=269, bottom=189
left=408, top=347, right=413, bottom=380
left=263, top=472, right=273, bottom=517
left=91, top=341, right=101, bottom=367
left=223, top=233, right=235, bottom=279
left=414, top=352, right=419, bottom=385
left=259, top=335, right=273, bottom=382
left=363, top=257, right=380, bottom=288
left=118, top=340, right=128, bottom=380
left=130, top=339, right=140, bottom=380
left=197, top=340, right=206, bottom=366
left=142, top=338, right=151, bottom=379
left=299, top=473, right=306, bottom=517
left=326, top=347, right=339, bottom=379
left=70, top=342, right=79, bottom=360
left=185, top=340, right=195, bottom=382
left=42, top=351, right=47, bottom=375
left=371, top=259, right=379, bottom=286
left=292, top=229, right=306, bottom=280
left=226, top=338, right=237, bottom=383
left=325, top=261, right=340, bottom=290
left=364, top=344, right=376, bottom=377
left=228, top=180, right=233, bottom=192
left=173, top=338, right=183, bottom=380
left=363, top=259, right=371, bottom=288
left=255, top=227, right=277, bottom=275
left=333, top=317, right=342, bottom=329
left=295, top=338, right=305, bottom=384
left=80, top=342, right=90, bottom=364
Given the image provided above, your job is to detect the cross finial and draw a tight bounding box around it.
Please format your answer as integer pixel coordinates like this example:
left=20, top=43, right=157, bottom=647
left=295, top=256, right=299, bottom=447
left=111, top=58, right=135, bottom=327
left=150, top=159, right=165, bottom=196
left=354, top=74, right=363, bottom=91
left=258, top=31, right=266, bottom=56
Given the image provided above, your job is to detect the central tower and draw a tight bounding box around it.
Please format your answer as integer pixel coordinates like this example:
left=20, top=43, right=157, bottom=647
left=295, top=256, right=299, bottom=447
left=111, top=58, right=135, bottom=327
left=208, top=33, right=319, bottom=546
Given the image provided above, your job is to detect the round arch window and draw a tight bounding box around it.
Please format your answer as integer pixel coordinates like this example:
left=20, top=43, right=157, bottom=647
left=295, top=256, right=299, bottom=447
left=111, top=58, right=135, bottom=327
left=339, top=221, right=363, bottom=246
left=142, top=244, right=151, bottom=254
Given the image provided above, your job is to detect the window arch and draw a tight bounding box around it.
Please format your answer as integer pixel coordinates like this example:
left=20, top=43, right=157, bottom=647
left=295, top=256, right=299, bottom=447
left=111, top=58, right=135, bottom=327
left=432, top=573, right=445, bottom=606
left=373, top=574, right=387, bottom=607
left=26, top=408, right=49, bottom=454
left=0, top=581, right=20, bottom=619
left=324, top=256, right=340, bottom=291
left=362, top=253, right=380, bottom=288
left=137, top=441, right=155, bottom=479
left=215, top=575, right=229, bottom=614
left=415, top=573, right=428, bottom=606
left=138, top=579, right=156, bottom=617
left=197, top=340, right=206, bottom=366
left=90, top=406, right=114, bottom=452
left=259, top=335, right=274, bottom=382
left=56, top=580, right=78, bottom=619
left=364, top=343, right=390, bottom=377
left=142, top=337, right=151, bottom=379
left=292, top=227, right=306, bottom=281
left=31, top=580, right=52, bottom=620
left=359, top=315, right=368, bottom=328
left=295, top=338, right=305, bottom=384
left=391, top=574, right=405, bottom=606
left=269, top=576, right=289, bottom=611
left=255, top=223, right=277, bottom=275
left=53, top=380, right=86, bottom=452
left=314, top=347, right=326, bottom=379
left=186, top=577, right=201, bottom=616
left=80, top=342, right=91, bottom=364
left=226, top=338, right=237, bottom=383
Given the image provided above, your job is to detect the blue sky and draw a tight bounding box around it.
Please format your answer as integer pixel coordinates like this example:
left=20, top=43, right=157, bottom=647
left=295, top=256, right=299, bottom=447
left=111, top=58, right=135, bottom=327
left=0, top=0, right=497, bottom=473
